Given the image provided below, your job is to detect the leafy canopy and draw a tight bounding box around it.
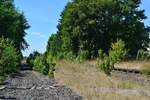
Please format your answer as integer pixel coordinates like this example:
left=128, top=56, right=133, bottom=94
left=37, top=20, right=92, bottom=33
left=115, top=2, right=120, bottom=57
left=49, top=0, right=150, bottom=59
left=0, top=0, right=30, bottom=51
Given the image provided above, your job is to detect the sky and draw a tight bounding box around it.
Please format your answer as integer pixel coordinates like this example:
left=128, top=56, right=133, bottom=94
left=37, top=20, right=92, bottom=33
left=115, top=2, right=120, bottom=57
left=14, top=0, right=150, bottom=56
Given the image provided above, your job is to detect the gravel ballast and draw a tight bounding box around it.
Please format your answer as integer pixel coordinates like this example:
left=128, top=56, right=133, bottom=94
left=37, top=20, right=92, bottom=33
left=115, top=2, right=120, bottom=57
left=0, top=70, right=82, bottom=100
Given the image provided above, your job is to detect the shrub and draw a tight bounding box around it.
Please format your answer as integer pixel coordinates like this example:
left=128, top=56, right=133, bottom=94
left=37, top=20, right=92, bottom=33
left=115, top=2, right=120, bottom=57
left=136, top=49, right=150, bottom=60
left=76, top=50, right=89, bottom=63
left=0, top=37, right=20, bottom=78
left=27, top=51, right=41, bottom=67
left=32, top=53, right=55, bottom=78
left=48, top=63, right=55, bottom=78
left=56, top=52, right=64, bottom=60
left=33, top=55, right=44, bottom=72
left=109, top=39, right=127, bottom=68
left=99, top=56, right=113, bottom=75
left=63, top=52, right=76, bottom=61
left=98, top=39, right=127, bottom=75
left=97, top=49, right=105, bottom=66
left=46, top=54, right=56, bottom=78
left=98, top=49, right=103, bottom=60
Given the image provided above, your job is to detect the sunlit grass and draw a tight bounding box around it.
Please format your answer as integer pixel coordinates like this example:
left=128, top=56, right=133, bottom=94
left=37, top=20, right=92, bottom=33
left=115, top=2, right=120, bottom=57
left=55, top=60, right=150, bottom=100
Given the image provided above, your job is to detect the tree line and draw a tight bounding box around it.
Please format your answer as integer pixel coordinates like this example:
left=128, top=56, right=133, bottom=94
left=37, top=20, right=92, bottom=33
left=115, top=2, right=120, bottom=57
left=0, top=0, right=29, bottom=82
left=28, top=0, right=150, bottom=76
left=46, top=0, right=150, bottom=59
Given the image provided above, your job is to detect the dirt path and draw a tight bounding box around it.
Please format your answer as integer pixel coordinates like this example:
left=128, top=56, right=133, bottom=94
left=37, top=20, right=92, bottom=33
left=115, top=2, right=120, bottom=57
left=0, top=65, right=82, bottom=100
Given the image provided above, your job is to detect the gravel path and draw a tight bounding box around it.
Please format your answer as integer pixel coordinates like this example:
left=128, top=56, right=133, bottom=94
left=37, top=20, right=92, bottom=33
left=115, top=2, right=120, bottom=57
left=0, top=68, right=82, bottom=100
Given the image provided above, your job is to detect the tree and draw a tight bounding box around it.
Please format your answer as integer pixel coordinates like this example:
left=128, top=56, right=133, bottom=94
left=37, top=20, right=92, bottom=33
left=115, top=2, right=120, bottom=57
left=97, top=39, right=127, bottom=75
left=0, top=37, right=20, bottom=76
left=56, top=0, right=150, bottom=58
left=0, top=0, right=30, bottom=52
left=27, top=51, right=41, bottom=67
left=46, top=34, right=62, bottom=57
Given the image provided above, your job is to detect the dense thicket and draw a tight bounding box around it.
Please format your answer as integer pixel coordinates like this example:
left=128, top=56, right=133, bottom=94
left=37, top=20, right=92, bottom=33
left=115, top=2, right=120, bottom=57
left=0, top=37, right=20, bottom=80
left=0, top=0, right=30, bottom=52
left=27, top=51, right=55, bottom=78
left=27, top=51, right=41, bottom=67
left=46, top=34, right=62, bottom=57
left=97, top=39, right=127, bottom=75
left=0, top=0, right=29, bottom=82
left=47, top=0, right=150, bottom=59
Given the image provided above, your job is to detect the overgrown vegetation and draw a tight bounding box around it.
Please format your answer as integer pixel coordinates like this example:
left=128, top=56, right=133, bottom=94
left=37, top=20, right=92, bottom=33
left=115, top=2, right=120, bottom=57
left=27, top=52, right=55, bottom=78
left=0, top=0, right=30, bottom=53
left=27, top=51, right=41, bottom=68
left=44, top=0, right=150, bottom=75
left=46, top=0, right=150, bottom=61
left=0, top=0, right=29, bottom=83
left=0, top=37, right=20, bottom=82
left=97, top=40, right=127, bottom=75
left=136, top=49, right=150, bottom=60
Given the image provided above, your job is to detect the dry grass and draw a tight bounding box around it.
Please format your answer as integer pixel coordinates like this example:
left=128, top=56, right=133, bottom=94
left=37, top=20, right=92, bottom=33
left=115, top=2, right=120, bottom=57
left=115, top=60, right=150, bottom=70
left=55, top=60, right=150, bottom=100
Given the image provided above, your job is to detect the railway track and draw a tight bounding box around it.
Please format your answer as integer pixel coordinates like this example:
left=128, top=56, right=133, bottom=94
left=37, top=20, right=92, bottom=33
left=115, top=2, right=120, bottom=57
left=113, top=68, right=141, bottom=74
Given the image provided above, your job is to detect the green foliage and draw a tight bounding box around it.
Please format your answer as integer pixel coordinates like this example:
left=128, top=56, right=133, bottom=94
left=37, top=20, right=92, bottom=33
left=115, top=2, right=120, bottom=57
left=98, top=49, right=104, bottom=60
left=0, top=0, right=30, bottom=51
left=65, top=52, right=76, bottom=61
left=109, top=39, right=127, bottom=66
left=0, top=37, right=20, bottom=77
left=45, top=54, right=56, bottom=78
left=76, top=50, right=89, bottom=63
left=136, top=50, right=150, bottom=60
left=99, top=56, right=113, bottom=75
left=27, top=51, right=41, bottom=67
left=48, top=68, right=54, bottom=78
left=46, top=0, right=150, bottom=59
left=42, top=65, right=49, bottom=75
left=98, top=39, right=127, bottom=75
left=46, top=34, right=62, bottom=57
left=56, top=52, right=64, bottom=60
left=33, top=55, right=44, bottom=72
left=30, top=52, right=55, bottom=78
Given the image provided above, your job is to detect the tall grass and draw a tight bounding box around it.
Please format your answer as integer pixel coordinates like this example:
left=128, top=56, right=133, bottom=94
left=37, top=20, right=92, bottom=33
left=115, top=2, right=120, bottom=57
left=55, top=60, right=150, bottom=100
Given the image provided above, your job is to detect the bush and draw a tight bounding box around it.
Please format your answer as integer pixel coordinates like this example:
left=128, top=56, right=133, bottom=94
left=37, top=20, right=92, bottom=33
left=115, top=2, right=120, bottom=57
left=76, top=50, right=89, bottom=63
left=99, top=56, right=113, bottom=75
left=56, top=52, right=64, bottom=60
left=136, top=50, right=150, bottom=61
left=48, top=63, right=55, bottom=78
left=27, top=51, right=41, bottom=67
left=63, top=52, right=76, bottom=61
left=98, top=49, right=104, bottom=60
left=42, top=62, right=49, bottom=75
left=0, top=37, right=20, bottom=78
left=98, top=39, right=127, bottom=75
left=46, top=54, right=56, bottom=78
left=33, top=55, right=44, bottom=72
left=109, top=39, right=127, bottom=67
left=32, top=53, right=55, bottom=78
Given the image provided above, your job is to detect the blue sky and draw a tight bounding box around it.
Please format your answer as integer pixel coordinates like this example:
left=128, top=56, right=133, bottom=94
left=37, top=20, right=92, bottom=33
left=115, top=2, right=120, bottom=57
left=14, top=0, right=150, bottom=56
